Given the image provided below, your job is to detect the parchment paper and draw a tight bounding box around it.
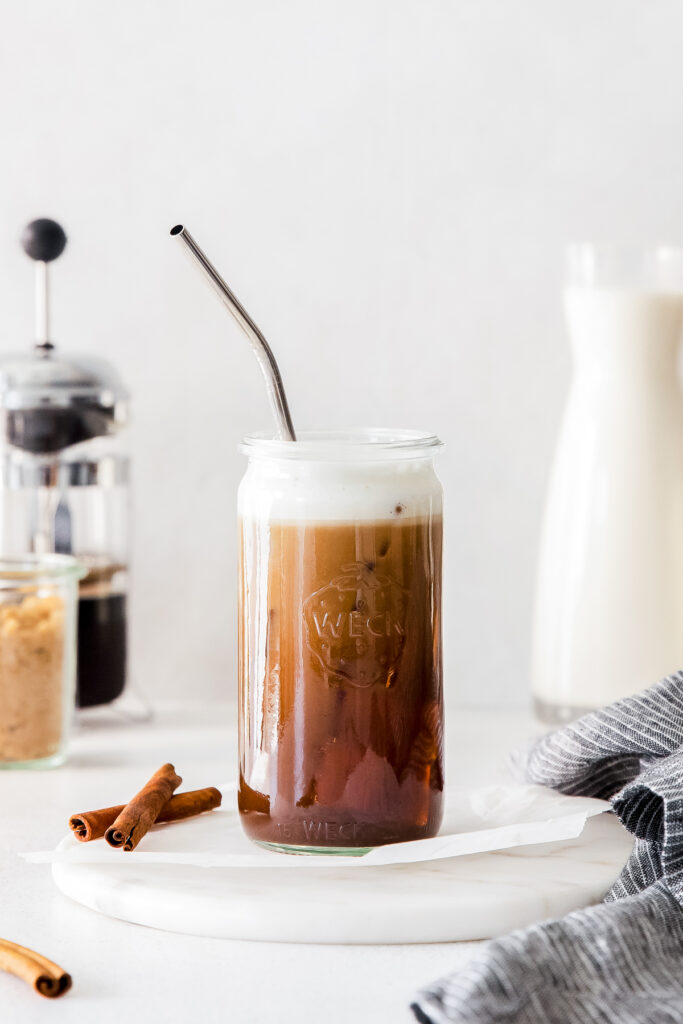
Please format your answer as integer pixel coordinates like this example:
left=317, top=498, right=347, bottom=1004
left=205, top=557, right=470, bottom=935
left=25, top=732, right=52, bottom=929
left=24, top=783, right=610, bottom=870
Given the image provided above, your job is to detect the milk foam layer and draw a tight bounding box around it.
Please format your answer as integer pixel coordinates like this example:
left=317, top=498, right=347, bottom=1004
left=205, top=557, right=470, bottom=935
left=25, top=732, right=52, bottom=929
left=238, top=457, right=442, bottom=523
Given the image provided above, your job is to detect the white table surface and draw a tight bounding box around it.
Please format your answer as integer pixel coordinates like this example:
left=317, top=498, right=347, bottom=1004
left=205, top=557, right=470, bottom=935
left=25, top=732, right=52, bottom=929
left=1, top=703, right=549, bottom=1024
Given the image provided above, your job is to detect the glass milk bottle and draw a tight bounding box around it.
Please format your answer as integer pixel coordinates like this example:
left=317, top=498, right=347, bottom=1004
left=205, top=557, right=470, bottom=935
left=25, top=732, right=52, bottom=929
left=532, top=246, right=683, bottom=722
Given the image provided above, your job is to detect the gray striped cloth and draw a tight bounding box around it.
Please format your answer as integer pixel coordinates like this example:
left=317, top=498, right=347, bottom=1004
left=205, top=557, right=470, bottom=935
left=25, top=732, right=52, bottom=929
left=412, top=671, right=683, bottom=1024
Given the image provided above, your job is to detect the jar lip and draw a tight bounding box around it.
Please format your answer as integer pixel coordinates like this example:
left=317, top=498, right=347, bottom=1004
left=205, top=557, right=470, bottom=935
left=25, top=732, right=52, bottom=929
left=240, top=428, right=443, bottom=461
left=0, top=553, right=87, bottom=582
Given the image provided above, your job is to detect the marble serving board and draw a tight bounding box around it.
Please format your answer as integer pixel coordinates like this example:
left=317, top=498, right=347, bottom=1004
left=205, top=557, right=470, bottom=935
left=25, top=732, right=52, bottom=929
left=46, top=787, right=634, bottom=944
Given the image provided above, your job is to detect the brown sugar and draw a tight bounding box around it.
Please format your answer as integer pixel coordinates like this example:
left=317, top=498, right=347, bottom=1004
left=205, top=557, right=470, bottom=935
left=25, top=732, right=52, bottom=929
left=0, top=592, right=66, bottom=763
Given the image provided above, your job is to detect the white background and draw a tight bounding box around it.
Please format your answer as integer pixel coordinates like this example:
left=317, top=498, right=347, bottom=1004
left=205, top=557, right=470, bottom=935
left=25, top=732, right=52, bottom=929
left=1, top=0, right=682, bottom=706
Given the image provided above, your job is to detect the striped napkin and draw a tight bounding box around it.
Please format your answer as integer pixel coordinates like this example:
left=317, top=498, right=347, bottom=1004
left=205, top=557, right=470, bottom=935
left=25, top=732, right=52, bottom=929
left=412, top=671, right=683, bottom=1024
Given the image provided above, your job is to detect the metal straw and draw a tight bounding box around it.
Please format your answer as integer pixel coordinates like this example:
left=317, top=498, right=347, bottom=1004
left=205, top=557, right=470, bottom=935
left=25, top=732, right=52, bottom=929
left=170, top=225, right=296, bottom=441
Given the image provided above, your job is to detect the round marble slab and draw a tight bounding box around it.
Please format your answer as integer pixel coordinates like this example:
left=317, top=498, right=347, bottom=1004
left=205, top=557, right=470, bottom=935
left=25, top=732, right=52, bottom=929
left=52, top=813, right=632, bottom=944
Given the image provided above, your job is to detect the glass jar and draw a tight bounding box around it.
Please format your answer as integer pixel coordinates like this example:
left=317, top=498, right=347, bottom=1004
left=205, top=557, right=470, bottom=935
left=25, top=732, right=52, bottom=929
left=0, top=555, right=84, bottom=768
left=238, top=429, right=444, bottom=854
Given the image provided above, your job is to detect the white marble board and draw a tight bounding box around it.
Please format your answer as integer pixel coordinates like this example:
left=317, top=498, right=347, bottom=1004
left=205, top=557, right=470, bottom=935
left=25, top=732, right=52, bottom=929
left=49, top=795, right=633, bottom=944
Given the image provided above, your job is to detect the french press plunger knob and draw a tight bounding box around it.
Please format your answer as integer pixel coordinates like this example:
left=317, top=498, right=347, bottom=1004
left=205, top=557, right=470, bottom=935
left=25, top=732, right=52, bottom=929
left=21, top=218, right=68, bottom=350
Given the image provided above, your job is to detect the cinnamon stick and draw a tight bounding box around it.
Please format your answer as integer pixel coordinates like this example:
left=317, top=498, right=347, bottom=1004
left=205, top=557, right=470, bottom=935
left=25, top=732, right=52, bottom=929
left=0, top=939, right=71, bottom=998
left=104, top=763, right=182, bottom=851
left=70, top=787, right=222, bottom=842
left=70, top=804, right=123, bottom=842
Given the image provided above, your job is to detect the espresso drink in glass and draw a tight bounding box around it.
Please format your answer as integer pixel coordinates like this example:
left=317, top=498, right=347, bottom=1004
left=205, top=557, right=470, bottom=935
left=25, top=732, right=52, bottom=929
left=238, top=430, right=444, bottom=853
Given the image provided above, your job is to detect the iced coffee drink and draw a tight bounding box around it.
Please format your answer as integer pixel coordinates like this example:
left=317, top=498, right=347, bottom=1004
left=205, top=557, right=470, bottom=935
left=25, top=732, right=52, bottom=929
left=238, top=430, right=444, bottom=853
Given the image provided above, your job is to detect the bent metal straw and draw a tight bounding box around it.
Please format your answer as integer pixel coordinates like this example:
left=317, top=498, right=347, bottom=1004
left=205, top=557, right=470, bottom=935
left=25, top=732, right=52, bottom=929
left=170, top=224, right=296, bottom=442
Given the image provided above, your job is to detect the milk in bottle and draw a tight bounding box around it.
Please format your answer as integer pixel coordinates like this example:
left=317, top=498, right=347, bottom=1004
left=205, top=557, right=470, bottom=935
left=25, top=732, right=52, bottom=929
left=532, top=246, right=683, bottom=721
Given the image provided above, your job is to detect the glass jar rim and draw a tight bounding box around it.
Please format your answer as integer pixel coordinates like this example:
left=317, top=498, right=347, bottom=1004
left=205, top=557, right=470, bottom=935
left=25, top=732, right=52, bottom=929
left=0, top=553, right=87, bottom=583
left=240, top=428, right=443, bottom=461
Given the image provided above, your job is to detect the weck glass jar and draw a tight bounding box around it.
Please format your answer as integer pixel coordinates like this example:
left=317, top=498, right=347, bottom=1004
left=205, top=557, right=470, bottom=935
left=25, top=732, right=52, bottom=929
left=0, top=555, right=84, bottom=768
left=238, top=429, right=444, bottom=854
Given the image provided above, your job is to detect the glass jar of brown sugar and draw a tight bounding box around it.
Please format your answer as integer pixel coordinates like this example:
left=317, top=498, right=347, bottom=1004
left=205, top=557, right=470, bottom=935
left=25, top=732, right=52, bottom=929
left=0, top=555, right=84, bottom=768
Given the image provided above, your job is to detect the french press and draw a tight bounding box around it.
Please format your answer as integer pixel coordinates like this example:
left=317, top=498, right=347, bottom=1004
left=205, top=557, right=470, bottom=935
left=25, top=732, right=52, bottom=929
left=0, top=219, right=130, bottom=708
